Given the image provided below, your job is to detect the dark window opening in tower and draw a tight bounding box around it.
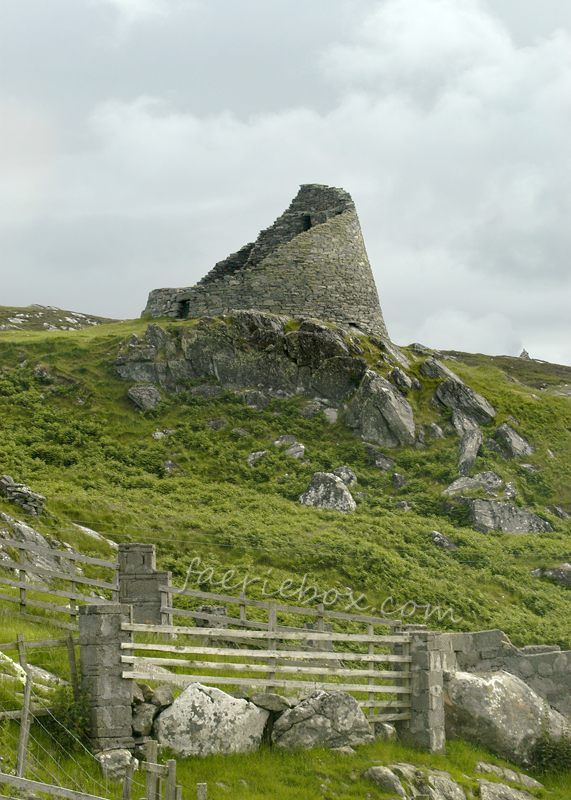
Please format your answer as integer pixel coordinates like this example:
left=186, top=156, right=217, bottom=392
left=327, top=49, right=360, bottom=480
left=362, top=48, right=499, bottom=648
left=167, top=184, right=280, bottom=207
left=301, top=214, right=312, bottom=231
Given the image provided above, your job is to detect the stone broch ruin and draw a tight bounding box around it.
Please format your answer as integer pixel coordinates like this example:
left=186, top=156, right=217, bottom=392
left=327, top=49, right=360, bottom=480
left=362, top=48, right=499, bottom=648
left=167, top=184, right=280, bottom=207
left=143, top=184, right=390, bottom=340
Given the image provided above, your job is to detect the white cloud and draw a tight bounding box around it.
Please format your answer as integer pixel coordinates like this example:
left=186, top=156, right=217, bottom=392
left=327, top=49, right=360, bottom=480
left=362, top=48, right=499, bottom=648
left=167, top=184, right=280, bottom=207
left=2, top=0, right=571, bottom=363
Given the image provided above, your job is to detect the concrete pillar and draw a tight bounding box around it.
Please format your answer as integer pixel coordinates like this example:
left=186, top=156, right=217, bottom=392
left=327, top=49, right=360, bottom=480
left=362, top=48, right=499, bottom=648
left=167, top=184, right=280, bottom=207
left=118, top=543, right=172, bottom=625
left=399, top=626, right=446, bottom=754
left=79, top=604, right=134, bottom=752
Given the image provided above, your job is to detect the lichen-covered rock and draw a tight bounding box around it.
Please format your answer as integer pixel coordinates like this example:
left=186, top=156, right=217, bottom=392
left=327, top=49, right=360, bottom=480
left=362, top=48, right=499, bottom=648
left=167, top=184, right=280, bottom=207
left=494, top=424, right=535, bottom=459
left=272, top=690, right=374, bottom=750
left=445, top=670, right=567, bottom=765
left=434, top=377, right=496, bottom=425
left=132, top=703, right=158, bottom=737
left=299, top=472, right=356, bottom=512
left=345, top=370, right=415, bottom=448
left=153, top=683, right=269, bottom=757
left=460, top=498, right=553, bottom=534
left=452, top=408, right=480, bottom=435
left=333, top=466, right=357, bottom=485
left=362, top=766, right=406, bottom=797
left=127, top=384, right=162, bottom=409
left=443, top=472, right=503, bottom=496
left=541, top=563, right=571, bottom=586
left=389, top=366, right=413, bottom=391
left=429, top=530, right=458, bottom=551
left=478, top=779, right=535, bottom=799
left=95, top=749, right=138, bottom=781
left=458, top=429, right=484, bottom=476
left=419, top=357, right=459, bottom=381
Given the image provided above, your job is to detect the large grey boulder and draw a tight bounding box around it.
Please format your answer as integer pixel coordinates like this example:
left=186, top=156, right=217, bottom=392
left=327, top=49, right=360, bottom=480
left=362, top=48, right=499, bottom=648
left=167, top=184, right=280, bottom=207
left=460, top=498, right=553, bottom=534
left=458, top=429, right=484, bottom=476
left=153, top=683, right=269, bottom=757
left=345, top=370, right=415, bottom=448
left=299, top=473, right=357, bottom=513
left=444, top=670, right=567, bottom=765
left=443, top=472, right=503, bottom=496
left=494, top=424, right=535, bottom=459
left=272, top=690, right=374, bottom=750
left=434, top=377, right=496, bottom=425
left=389, top=366, right=413, bottom=391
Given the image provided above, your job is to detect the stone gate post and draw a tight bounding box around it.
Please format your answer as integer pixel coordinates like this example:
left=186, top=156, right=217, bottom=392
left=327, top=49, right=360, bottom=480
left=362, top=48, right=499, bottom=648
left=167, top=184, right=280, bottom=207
left=399, top=626, right=446, bottom=754
left=78, top=603, right=134, bottom=752
left=118, top=543, right=172, bottom=625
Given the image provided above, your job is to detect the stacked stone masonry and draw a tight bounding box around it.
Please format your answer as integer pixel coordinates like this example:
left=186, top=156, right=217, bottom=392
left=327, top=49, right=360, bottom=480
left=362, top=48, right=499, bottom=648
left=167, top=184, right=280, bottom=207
left=143, top=184, right=390, bottom=340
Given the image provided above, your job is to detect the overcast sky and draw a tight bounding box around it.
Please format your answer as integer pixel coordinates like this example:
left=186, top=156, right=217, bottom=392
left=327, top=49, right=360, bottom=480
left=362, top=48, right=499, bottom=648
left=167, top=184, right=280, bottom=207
left=2, top=0, right=571, bottom=365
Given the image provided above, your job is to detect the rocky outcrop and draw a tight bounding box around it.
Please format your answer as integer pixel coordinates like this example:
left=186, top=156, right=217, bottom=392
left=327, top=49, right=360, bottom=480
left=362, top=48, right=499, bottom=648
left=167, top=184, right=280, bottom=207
left=0, top=513, right=71, bottom=575
left=444, top=670, right=567, bottom=765
left=494, top=424, right=535, bottom=459
left=345, top=370, right=415, bottom=448
left=299, top=472, right=357, bottom=512
left=0, top=475, right=45, bottom=516
left=460, top=498, right=553, bottom=534
left=115, top=314, right=367, bottom=405
left=153, top=683, right=269, bottom=757
left=271, top=690, right=374, bottom=750
left=458, top=429, right=483, bottom=476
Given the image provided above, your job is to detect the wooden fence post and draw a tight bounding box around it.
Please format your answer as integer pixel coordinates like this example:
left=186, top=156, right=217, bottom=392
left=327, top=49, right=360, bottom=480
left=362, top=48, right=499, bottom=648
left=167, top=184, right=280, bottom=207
left=16, top=670, right=33, bottom=778
left=18, top=547, right=27, bottom=619
left=66, top=633, right=79, bottom=701
left=122, top=762, right=134, bottom=800
left=239, top=592, right=247, bottom=626
left=266, top=603, right=277, bottom=693
left=145, top=740, right=159, bottom=800
left=164, top=760, right=176, bottom=800
left=367, top=622, right=375, bottom=722
left=196, top=784, right=207, bottom=800
left=16, top=634, right=27, bottom=670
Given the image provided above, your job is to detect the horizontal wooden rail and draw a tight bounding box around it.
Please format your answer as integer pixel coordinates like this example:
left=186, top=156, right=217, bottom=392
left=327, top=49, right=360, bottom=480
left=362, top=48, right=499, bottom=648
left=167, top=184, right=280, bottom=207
left=163, top=585, right=400, bottom=626
left=0, top=772, right=111, bottom=800
left=0, top=539, right=116, bottom=568
left=122, top=670, right=411, bottom=694
left=121, top=655, right=410, bottom=681
left=19, top=611, right=77, bottom=631
left=122, top=642, right=411, bottom=663
left=122, top=622, right=409, bottom=645
left=0, top=637, right=75, bottom=651
left=0, top=576, right=109, bottom=605
left=0, top=708, right=51, bottom=721
left=0, top=559, right=117, bottom=591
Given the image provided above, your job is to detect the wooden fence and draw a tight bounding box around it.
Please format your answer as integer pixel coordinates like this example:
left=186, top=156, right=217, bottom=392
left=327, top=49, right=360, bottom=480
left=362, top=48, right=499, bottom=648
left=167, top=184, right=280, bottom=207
left=121, top=586, right=412, bottom=724
left=0, top=540, right=118, bottom=630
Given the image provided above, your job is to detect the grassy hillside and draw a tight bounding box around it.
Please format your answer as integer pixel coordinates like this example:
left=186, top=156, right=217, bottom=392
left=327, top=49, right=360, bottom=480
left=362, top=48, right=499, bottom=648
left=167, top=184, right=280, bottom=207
left=1, top=308, right=571, bottom=651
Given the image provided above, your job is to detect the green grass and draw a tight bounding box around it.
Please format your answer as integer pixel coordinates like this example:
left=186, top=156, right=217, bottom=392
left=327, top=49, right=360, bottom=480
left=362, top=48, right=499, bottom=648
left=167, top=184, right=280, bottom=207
left=2, top=306, right=571, bottom=793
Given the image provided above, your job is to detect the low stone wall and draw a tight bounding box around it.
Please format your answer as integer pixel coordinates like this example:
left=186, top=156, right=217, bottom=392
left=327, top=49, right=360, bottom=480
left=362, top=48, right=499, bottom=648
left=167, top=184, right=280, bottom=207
left=440, top=629, right=571, bottom=717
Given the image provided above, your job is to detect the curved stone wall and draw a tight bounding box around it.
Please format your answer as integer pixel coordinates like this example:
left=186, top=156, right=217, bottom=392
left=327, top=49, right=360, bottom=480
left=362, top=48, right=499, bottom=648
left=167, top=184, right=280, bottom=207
left=142, top=184, right=390, bottom=340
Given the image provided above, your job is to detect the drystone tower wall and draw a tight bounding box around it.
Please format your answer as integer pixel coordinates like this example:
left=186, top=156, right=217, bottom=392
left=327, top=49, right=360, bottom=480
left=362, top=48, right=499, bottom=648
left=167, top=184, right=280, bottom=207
left=143, top=184, right=390, bottom=340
